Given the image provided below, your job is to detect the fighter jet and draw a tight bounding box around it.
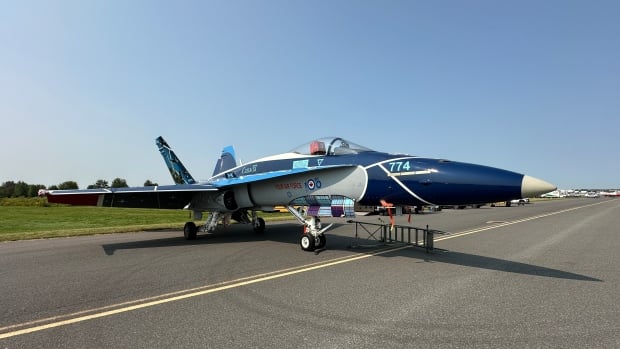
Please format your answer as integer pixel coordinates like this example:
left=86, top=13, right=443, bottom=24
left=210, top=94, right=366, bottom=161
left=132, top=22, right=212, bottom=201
left=44, top=136, right=556, bottom=251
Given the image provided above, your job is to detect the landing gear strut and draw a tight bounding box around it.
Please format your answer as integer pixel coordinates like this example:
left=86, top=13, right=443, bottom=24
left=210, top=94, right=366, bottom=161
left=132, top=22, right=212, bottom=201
left=287, top=207, right=333, bottom=252
left=253, top=217, right=266, bottom=233
left=251, top=210, right=265, bottom=234
left=183, top=210, right=265, bottom=240
left=299, top=217, right=330, bottom=251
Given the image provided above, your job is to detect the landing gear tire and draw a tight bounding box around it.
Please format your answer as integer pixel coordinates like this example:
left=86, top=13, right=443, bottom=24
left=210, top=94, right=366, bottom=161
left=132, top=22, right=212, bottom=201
left=184, top=221, right=197, bottom=240
left=300, top=233, right=316, bottom=251
left=253, top=217, right=265, bottom=234
left=316, top=234, right=326, bottom=249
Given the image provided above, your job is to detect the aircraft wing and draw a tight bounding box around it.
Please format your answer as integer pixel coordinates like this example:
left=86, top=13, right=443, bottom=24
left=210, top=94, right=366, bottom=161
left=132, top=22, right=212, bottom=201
left=44, top=165, right=358, bottom=209
left=45, top=184, right=218, bottom=209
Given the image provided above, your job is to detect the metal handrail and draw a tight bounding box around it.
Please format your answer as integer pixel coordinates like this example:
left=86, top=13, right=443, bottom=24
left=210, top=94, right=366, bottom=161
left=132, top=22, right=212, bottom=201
left=347, top=220, right=447, bottom=252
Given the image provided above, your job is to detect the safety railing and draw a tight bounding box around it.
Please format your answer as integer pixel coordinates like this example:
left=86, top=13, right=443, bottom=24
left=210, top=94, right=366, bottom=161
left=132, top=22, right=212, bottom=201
left=347, top=220, right=446, bottom=252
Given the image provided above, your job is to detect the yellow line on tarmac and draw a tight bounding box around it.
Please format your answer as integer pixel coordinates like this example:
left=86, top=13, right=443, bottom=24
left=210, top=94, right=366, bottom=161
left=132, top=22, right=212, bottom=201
left=0, top=245, right=410, bottom=340
left=3, top=200, right=613, bottom=340
left=436, top=200, right=613, bottom=242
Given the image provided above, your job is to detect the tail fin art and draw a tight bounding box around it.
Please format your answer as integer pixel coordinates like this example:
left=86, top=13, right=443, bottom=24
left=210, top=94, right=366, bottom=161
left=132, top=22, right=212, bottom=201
left=212, top=145, right=238, bottom=176
left=156, top=136, right=196, bottom=185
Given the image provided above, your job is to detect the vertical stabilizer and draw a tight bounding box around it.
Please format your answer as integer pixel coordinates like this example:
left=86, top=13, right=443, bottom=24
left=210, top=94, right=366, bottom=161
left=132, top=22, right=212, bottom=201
left=212, top=145, right=238, bottom=176
left=156, top=136, right=196, bottom=185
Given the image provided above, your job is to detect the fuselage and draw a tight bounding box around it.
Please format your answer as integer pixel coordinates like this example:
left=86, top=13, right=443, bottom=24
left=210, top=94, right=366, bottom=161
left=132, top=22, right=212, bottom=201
left=43, top=137, right=555, bottom=214
left=207, top=137, right=529, bottom=208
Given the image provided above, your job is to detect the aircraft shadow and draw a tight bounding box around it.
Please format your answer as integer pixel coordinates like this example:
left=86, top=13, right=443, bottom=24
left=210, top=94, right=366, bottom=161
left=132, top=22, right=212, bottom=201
left=101, top=222, right=601, bottom=283
left=101, top=222, right=331, bottom=255
left=382, top=247, right=602, bottom=282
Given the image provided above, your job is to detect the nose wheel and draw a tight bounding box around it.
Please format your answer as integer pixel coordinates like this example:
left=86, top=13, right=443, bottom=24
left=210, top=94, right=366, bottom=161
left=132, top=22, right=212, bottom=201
left=300, top=229, right=328, bottom=252
left=300, top=233, right=315, bottom=251
left=300, top=233, right=326, bottom=251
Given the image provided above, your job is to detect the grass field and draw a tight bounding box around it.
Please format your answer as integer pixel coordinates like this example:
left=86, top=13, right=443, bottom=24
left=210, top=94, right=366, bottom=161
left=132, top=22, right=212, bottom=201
left=0, top=203, right=291, bottom=242
left=0, top=205, right=194, bottom=241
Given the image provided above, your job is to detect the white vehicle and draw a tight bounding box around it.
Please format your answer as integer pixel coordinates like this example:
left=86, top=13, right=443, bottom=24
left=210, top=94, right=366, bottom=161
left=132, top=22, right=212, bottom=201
left=509, top=198, right=530, bottom=206
left=584, top=192, right=600, bottom=198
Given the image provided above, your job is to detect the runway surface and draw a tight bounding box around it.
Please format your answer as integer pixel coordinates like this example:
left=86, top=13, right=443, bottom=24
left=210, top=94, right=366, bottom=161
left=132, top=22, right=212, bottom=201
left=1, top=198, right=619, bottom=348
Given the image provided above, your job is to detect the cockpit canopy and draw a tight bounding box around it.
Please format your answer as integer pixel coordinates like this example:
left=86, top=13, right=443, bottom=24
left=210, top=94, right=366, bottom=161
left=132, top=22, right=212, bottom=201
left=290, top=137, right=373, bottom=156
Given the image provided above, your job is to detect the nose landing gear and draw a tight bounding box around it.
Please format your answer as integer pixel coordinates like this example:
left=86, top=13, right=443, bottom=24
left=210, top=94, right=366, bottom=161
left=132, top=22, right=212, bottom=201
left=295, top=213, right=332, bottom=252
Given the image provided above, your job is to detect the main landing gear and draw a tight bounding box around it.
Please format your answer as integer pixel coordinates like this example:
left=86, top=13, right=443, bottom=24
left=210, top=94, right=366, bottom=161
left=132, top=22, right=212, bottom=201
left=182, top=210, right=265, bottom=240
left=184, top=221, right=198, bottom=240
left=287, top=207, right=333, bottom=252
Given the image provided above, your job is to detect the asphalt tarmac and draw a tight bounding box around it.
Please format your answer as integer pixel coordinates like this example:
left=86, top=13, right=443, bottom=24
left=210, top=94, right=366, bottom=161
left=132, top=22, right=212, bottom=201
left=1, top=198, right=619, bottom=348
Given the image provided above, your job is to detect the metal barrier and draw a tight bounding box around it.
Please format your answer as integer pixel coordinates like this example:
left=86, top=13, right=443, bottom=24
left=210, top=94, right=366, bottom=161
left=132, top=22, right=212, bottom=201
left=347, top=220, right=446, bottom=252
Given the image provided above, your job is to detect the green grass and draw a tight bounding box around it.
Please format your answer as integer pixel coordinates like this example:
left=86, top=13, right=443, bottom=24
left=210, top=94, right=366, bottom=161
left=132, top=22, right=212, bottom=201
left=0, top=206, right=192, bottom=241
left=0, top=204, right=293, bottom=242
left=0, top=197, right=51, bottom=207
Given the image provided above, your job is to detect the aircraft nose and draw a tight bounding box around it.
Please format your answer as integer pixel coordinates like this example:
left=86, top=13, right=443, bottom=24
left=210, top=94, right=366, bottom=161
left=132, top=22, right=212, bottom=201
left=521, top=175, right=556, bottom=198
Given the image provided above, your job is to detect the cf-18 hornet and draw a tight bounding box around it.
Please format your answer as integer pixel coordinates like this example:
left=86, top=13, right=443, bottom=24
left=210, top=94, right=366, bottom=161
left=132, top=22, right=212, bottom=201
left=44, top=136, right=556, bottom=251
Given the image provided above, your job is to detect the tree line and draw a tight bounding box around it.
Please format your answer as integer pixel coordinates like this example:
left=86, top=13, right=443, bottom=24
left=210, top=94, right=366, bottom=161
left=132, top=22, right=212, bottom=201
left=0, top=179, right=159, bottom=198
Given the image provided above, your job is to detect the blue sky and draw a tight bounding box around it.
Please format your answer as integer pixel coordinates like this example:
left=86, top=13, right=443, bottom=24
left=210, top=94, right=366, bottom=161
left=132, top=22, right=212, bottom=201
left=1, top=0, right=618, bottom=190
